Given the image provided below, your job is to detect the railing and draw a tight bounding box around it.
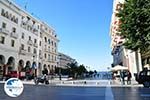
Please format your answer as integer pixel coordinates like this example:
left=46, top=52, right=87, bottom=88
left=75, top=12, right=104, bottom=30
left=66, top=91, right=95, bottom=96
left=34, top=43, right=38, bottom=47
left=44, top=48, right=48, bottom=52
left=27, top=40, right=33, bottom=45
left=10, top=32, right=18, bottom=39
left=19, top=49, right=27, bottom=55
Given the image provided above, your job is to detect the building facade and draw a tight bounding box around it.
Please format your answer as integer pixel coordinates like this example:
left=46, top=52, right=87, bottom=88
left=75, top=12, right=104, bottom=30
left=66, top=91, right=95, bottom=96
left=110, top=0, right=142, bottom=77
left=0, top=0, right=59, bottom=78
left=58, top=53, right=76, bottom=69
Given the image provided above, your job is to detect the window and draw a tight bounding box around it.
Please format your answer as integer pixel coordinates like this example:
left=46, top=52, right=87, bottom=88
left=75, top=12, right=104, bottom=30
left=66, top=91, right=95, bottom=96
left=2, top=22, right=6, bottom=29
left=54, top=42, right=57, bottom=47
left=1, top=9, right=5, bottom=16
left=45, top=27, right=47, bottom=31
left=0, top=36, right=5, bottom=44
left=22, top=33, right=24, bottom=39
left=52, top=55, right=54, bottom=61
left=48, top=39, right=50, bottom=44
left=39, top=41, right=41, bottom=46
left=14, top=18, right=18, bottom=24
left=39, top=50, right=41, bottom=55
left=21, top=44, right=24, bottom=50
left=12, top=27, right=16, bottom=33
left=51, top=41, right=53, bottom=46
left=11, top=40, right=15, bottom=47
left=48, top=54, right=50, bottom=60
left=28, top=46, right=31, bottom=52
left=40, top=32, right=42, bottom=37
left=55, top=56, right=57, bottom=61
left=5, top=11, right=9, bottom=18
left=48, top=46, right=50, bottom=52
left=34, top=39, right=37, bottom=43
left=45, top=37, right=47, bottom=43
left=29, top=36, right=31, bottom=40
left=33, top=48, right=37, bottom=54
left=45, top=53, right=47, bottom=59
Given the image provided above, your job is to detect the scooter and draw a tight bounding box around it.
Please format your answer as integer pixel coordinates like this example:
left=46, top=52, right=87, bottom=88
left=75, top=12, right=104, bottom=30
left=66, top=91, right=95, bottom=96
left=34, top=74, right=49, bottom=85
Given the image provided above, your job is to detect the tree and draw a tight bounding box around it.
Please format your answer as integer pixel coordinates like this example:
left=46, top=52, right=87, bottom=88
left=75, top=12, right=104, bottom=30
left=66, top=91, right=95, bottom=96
left=88, top=71, right=94, bottom=77
left=117, top=0, right=150, bottom=53
left=67, top=62, right=78, bottom=78
left=77, top=64, right=87, bottom=78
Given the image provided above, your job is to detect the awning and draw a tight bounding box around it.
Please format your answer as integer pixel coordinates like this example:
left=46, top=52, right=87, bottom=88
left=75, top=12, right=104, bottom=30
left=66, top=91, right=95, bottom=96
left=111, top=65, right=128, bottom=71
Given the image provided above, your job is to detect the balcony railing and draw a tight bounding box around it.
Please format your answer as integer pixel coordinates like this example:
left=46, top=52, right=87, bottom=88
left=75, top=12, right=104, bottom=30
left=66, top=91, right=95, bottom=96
left=10, top=32, right=18, bottom=39
left=27, top=40, right=33, bottom=45
left=40, top=27, right=45, bottom=33
left=33, top=53, right=37, bottom=57
left=19, top=49, right=27, bottom=55
left=44, top=48, right=48, bottom=52
left=48, top=59, right=51, bottom=62
left=0, top=28, right=9, bottom=35
left=34, top=43, right=38, bottom=47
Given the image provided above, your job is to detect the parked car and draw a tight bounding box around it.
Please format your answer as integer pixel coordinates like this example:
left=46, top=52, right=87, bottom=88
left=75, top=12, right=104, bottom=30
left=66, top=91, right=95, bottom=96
left=135, top=68, right=150, bottom=88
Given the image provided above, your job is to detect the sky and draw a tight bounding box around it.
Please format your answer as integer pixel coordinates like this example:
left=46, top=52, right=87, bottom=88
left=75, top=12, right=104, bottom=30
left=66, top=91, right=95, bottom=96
left=13, top=0, right=113, bottom=71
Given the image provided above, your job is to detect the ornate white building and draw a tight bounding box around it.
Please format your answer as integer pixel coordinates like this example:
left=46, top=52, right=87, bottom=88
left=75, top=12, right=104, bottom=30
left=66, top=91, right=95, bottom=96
left=0, top=0, right=59, bottom=78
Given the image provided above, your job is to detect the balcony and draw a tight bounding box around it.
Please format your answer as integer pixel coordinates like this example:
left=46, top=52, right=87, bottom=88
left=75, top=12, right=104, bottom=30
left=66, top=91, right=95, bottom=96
left=21, top=24, right=27, bottom=29
left=27, top=40, right=33, bottom=45
left=0, top=28, right=9, bottom=35
left=34, top=43, right=38, bottom=47
left=40, top=26, right=45, bottom=33
left=10, top=32, right=18, bottom=39
left=33, top=53, right=37, bottom=57
left=44, top=48, right=48, bottom=52
left=33, top=29, right=38, bottom=35
left=19, top=49, right=27, bottom=55
left=48, top=59, right=51, bottom=62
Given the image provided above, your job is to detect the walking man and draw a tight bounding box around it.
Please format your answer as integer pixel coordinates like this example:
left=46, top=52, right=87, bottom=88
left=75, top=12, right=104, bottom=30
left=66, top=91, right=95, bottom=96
left=127, top=71, right=132, bottom=85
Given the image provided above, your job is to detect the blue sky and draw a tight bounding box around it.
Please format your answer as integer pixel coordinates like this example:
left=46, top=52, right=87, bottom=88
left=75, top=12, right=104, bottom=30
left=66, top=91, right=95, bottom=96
left=13, top=0, right=113, bottom=71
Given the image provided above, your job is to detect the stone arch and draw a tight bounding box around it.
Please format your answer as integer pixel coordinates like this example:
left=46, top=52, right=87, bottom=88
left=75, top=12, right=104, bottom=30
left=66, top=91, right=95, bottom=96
left=0, top=55, right=5, bottom=65
left=7, top=56, right=15, bottom=71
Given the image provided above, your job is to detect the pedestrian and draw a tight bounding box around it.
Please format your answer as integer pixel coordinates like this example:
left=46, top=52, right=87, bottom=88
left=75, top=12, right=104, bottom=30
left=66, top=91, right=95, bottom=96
left=120, top=71, right=125, bottom=85
left=127, top=71, right=132, bottom=85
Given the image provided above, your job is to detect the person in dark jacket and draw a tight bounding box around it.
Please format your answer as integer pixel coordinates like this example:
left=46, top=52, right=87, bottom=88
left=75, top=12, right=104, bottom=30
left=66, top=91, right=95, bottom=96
left=127, top=71, right=132, bottom=85
left=120, top=70, right=125, bottom=85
